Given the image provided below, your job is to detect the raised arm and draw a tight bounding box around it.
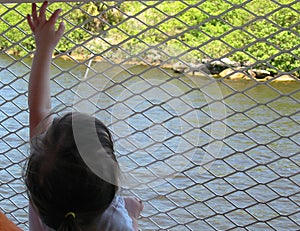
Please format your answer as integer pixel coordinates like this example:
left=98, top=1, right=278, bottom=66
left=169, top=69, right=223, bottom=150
left=27, top=1, right=64, bottom=138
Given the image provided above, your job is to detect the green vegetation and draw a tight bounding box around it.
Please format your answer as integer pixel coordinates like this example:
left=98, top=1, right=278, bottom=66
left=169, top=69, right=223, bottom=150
left=0, top=0, right=299, bottom=76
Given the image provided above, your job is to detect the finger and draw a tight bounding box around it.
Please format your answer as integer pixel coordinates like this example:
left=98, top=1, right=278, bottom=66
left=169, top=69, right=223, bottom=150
left=31, top=3, right=38, bottom=25
left=56, top=21, right=65, bottom=37
left=27, top=14, right=35, bottom=33
left=39, top=1, right=48, bottom=23
left=48, top=8, right=62, bottom=26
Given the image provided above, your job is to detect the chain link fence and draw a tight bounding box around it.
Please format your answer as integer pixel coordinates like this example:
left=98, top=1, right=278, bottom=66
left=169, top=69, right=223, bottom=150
left=0, top=0, right=299, bottom=230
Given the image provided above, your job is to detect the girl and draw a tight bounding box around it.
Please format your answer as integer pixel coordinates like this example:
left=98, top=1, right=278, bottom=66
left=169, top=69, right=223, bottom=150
left=24, top=2, right=143, bottom=230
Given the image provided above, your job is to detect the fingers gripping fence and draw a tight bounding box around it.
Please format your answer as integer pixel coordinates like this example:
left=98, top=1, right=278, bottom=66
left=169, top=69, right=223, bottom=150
left=0, top=0, right=299, bottom=230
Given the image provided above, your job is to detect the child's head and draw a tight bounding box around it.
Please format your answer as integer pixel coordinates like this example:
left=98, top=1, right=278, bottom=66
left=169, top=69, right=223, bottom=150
left=25, top=112, right=119, bottom=230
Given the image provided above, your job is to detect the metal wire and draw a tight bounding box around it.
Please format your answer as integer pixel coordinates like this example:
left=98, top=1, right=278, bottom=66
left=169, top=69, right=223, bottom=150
left=0, top=1, right=299, bottom=230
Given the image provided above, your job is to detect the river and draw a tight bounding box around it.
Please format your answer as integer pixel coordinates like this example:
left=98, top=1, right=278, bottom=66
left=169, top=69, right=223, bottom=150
left=0, top=52, right=299, bottom=230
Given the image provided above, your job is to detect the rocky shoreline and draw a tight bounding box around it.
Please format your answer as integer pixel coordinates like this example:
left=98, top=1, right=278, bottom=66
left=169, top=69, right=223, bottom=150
left=171, top=58, right=298, bottom=82
left=5, top=47, right=299, bottom=82
left=54, top=53, right=299, bottom=82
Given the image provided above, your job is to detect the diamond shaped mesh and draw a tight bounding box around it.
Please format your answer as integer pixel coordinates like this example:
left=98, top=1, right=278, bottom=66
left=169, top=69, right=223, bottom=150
left=0, top=1, right=299, bottom=230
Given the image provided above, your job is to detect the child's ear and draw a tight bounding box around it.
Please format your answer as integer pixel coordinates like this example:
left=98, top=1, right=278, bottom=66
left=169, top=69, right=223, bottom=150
left=0, top=211, right=22, bottom=231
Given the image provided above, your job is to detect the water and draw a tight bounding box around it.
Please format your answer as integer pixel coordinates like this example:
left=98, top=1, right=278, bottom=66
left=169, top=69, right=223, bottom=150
left=0, top=52, right=299, bottom=230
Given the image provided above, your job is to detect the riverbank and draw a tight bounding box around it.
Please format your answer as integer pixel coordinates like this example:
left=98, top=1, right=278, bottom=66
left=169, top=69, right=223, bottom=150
left=57, top=53, right=299, bottom=82
left=14, top=50, right=298, bottom=83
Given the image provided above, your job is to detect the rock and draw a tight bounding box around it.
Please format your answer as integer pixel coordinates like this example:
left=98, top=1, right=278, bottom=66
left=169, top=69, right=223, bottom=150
left=182, top=58, right=242, bottom=75
left=255, top=76, right=273, bottom=82
left=172, top=62, right=188, bottom=73
left=240, top=61, right=254, bottom=67
left=204, top=58, right=240, bottom=75
left=212, top=58, right=239, bottom=67
left=272, top=74, right=297, bottom=82
left=265, top=76, right=273, bottom=80
left=219, top=68, right=250, bottom=80
left=206, top=64, right=227, bottom=75
left=172, top=62, right=210, bottom=75
left=219, top=68, right=233, bottom=78
left=248, top=69, right=271, bottom=79
left=189, top=63, right=210, bottom=75
left=229, top=72, right=249, bottom=80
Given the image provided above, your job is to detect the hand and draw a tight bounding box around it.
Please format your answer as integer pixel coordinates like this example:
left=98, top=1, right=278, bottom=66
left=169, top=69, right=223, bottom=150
left=27, top=1, right=65, bottom=51
left=124, top=197, right=144, bottom=231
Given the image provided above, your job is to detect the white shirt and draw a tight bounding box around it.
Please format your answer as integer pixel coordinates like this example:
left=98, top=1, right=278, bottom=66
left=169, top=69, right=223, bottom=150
left=29, top=196, right=133, bottom=231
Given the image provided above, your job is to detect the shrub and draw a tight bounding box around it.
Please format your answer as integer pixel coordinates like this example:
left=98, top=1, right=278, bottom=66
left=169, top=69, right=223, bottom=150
left=0, top=1, right=298, bottom=76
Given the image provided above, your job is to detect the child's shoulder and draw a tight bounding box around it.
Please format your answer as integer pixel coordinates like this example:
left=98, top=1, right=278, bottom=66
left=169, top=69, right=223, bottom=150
left=98, top=195, right=134, bottom=231
left=0, top=211, right=22, bottom=231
